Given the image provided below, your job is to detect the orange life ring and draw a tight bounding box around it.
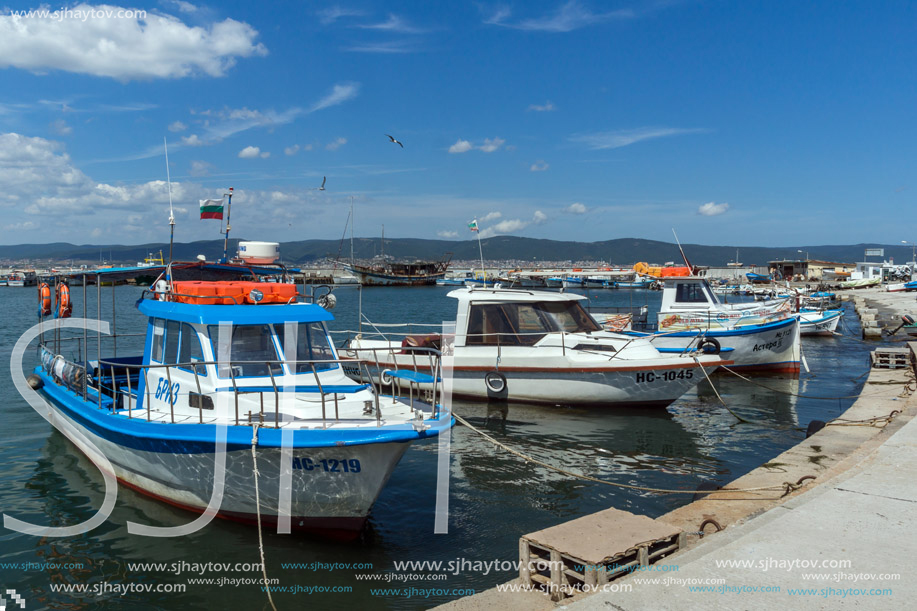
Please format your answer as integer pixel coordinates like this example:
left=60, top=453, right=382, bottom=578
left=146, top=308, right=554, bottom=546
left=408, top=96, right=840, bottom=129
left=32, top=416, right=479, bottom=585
left=56, top=283, right=72, bottom=319
left=39, top=283, right=52, bottom=316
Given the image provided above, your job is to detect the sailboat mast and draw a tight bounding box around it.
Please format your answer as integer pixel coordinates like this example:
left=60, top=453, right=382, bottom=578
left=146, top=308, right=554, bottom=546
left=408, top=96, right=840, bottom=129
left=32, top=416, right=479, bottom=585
left=350, top=196, right=355, bottom=265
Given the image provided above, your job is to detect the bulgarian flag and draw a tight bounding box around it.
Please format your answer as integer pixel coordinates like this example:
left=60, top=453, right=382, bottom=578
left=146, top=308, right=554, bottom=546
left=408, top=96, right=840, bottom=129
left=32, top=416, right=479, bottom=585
left=200, top=198, right=224, bottom=220
left=468, top=219, right=479, bottom=232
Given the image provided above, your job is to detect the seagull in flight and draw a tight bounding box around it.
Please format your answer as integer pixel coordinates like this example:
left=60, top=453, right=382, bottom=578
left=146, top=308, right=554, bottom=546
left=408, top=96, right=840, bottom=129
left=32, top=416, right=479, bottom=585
left=311, top=176, right=326, bottom=191
left=386, top=134, right=403, bottom=148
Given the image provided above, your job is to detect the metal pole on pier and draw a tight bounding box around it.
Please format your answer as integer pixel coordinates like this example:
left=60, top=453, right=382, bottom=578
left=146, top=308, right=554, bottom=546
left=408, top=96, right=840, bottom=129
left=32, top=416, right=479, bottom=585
left=221, top=187, right=234, bottom=263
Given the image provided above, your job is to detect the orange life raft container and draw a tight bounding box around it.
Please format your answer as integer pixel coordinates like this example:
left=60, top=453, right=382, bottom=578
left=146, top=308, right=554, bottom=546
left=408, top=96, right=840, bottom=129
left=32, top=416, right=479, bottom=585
left=170, top=281, right=298, bottom=305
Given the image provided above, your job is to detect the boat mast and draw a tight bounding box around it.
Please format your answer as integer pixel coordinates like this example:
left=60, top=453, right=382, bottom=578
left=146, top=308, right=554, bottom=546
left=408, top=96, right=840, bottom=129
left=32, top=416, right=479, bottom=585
left=350, top=196, right=355, bottom=265
left=164, top=137, right=175, bottom=264
left=221, top=187, right=234, bottom=263
left=381, top=224, right=384, bottom=261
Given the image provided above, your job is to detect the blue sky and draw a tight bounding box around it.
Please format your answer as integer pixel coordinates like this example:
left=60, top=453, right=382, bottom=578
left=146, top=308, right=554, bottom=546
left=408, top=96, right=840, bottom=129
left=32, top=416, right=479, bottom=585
left=0, top=1, right=914, bottom=247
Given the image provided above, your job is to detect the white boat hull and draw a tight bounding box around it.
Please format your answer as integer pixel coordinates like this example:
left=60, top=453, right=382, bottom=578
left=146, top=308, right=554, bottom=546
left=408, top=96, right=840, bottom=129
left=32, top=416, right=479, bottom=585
left=632, top=317, right=801, bottom=373
left=38, top=381, right=419, bottom=539
left=799, top=310, right=843, bottom=336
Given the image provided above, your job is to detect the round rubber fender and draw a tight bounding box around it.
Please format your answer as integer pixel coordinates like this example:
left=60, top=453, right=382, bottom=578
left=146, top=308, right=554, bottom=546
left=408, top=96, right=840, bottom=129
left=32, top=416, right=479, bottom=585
left=484, top=371, right=507, bottom=394
left=698, top=337, right=721, bottom=355
left=380, top=369, right=394, bottom=386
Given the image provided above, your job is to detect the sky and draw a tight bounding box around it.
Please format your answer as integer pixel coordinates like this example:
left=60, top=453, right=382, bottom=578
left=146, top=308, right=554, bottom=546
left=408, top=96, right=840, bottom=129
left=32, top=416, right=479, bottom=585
left=0, top=1, right=914, bottom=248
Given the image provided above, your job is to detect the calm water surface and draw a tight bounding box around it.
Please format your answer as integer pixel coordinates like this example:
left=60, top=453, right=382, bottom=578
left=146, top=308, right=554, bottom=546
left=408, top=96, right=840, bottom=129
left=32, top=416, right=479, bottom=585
left=0, top=284, right=876, bottom=610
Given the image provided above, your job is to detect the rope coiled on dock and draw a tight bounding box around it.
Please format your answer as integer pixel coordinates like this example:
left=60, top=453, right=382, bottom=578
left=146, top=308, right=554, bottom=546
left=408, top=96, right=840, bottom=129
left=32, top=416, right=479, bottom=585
left=452, top=412, right=813, bottom=496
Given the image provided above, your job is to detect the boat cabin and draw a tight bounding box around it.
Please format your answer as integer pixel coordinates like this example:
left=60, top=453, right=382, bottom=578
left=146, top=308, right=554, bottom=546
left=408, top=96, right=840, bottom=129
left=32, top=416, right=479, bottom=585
left=658, top=277, right=724, bottom=313
left=449, top=287, right=601, bottom=347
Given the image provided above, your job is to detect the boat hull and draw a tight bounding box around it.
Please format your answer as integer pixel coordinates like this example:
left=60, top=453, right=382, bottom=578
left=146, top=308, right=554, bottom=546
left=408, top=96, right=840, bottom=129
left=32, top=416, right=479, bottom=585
left=36, top=371, right=425, bottom=540
left=799, top=310, right=843, bottom=336
left=628, top=317, right=801, bottom=373
left=343, top=348, right=721, bottom=407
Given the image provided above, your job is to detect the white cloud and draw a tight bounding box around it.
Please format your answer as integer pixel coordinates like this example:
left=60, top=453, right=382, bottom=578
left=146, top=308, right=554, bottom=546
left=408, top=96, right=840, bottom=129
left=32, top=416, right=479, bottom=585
left=181, top=134, right=204, bottom=146
left=309, top=83, right=360, bottom=113
left=479, top=137, right=506, bottom=153
left=479, top=210, right=547, bottom=238
left=0, top=131, right=333, bottom=242
left=344, top=40, right=417, bottom=54
left=0, top=4, right=268, bottom=80
left=570, top=127, right=709, bottom=150
left=238, top=145, right=262, bottom=158
left=698, top=202, right=730, bottom=216
left=437, top=230, right=458, bottom=238
left=528, top=101, right=555, bottom=112
left=50, top=119, right=72, bottom=136
left=481, top=211, right=503, bottom=222
left=485, top=1, right=633, bottom=32
left=284, top=145, right=300, bottom=156
left=317, top=6, right=366, bottom=25
left=448, top=139, right=473, bottom=154
left=566, top=202, right=587, bottom=214
left=189, top=160, right=214, bottom=177
left=260, top=151, right=271, bottom=158
left=530, top=160, right=549, bottom=172
left=164, top=0, right=198, bottom=13
left=354, top=14, right=426, bottom=34
left=168, top=121, right=188, bottom=132
left=326, top=137, right=347, bottom=151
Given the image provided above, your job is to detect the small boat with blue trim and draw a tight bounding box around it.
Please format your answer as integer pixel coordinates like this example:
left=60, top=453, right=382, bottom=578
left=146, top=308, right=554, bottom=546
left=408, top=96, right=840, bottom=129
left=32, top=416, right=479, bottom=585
left=626, top=277, right=802, bottom=373
left=27, top=264, right=452, bottom=540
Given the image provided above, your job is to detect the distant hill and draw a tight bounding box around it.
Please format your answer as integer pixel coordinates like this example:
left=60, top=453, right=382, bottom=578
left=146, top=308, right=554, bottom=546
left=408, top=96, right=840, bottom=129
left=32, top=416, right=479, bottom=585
left=0, top=237, right=907, bottom=267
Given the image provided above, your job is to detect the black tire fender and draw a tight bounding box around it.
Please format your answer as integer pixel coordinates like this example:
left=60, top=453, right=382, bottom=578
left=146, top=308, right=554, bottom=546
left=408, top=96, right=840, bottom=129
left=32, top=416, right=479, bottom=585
left=484, top=371, right=507, bottom=394
left=698, top=337, right=721, bottom=355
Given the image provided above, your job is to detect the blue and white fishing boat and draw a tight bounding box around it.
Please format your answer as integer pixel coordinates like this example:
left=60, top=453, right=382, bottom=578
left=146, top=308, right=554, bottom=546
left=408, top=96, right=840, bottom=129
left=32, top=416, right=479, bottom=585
left=26, top=264, right=452, bottom=539
left=798, top=308, right=843, bottom=335
left=626, top=277, right=802, bottom=373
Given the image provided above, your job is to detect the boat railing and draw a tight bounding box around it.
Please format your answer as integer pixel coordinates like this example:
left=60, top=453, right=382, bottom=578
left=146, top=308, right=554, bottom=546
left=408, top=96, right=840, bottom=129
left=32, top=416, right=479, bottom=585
left=338, top=344, right=443, bottom=414
left=37, top=345, right=443, bottom=427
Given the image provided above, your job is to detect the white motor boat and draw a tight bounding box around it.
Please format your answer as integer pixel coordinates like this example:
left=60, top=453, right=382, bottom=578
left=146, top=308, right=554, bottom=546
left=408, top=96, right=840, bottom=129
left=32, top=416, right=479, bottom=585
left=342, top=287, right=729, bottom=407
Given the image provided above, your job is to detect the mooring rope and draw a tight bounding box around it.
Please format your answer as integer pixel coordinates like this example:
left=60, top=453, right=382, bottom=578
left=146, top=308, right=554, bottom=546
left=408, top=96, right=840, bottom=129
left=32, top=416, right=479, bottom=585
left=251, top=423, right=278, bottom=611
left=452, top=412, right=809, bottom=496
left=720, top=365, right=904, bottom=401
left=693, top=357, right=751, bottom=424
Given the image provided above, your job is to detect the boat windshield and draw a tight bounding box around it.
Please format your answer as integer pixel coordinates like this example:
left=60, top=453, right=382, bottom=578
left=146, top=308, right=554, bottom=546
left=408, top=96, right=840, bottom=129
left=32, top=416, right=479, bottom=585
left=466, top=300, right=601, bottom=345
left=208, top=325, right=283, bottom=378
left=272, top=322, right=337, bottom=373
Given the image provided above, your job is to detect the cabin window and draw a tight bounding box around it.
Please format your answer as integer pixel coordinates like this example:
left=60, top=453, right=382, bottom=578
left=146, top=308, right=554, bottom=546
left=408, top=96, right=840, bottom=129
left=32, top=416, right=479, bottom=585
left=272, top=322, right=337, bottom=373
left=466, top=301, right=601, bottom=346
left=675, top=283, right=708, bottom=303
left=150, top=319, right=165, bottom=363
left=466, top=304, right=523, bottom=346
left=177, top=323, right=206, bottom=376
left=533, top=301, right=601, bottom=333
left=207, top=325, right=283, bottom=378
left=165, top=320, right=180, bottom=364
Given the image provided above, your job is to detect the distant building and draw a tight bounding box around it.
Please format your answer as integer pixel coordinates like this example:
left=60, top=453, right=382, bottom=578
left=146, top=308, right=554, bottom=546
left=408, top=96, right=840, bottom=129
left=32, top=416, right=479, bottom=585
left=768, top=259, right=854, bottom=281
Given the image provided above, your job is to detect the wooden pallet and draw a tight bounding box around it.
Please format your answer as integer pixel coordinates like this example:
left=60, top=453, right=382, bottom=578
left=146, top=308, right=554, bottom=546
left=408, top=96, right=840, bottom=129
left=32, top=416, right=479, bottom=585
left=871, top=347, right=911, bottom=369
left=518, top=507, right=684, bottom=600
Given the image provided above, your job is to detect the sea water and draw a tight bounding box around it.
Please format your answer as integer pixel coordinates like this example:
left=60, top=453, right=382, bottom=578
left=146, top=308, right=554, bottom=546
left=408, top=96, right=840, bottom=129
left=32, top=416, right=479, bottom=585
left=0, top=284, right=874, bottom=609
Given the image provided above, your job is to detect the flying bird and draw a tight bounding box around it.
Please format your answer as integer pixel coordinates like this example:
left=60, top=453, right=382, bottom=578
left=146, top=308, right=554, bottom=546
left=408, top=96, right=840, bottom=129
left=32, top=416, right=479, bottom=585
left=310, top=176, right=326, bottom=191
left=386, top=134, right=403, bottom=148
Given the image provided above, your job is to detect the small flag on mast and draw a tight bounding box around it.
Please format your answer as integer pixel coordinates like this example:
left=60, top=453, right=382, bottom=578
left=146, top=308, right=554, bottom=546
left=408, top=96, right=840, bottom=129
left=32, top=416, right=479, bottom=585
left=468, top=219, right=479, bottom=232
left=200, top=198, right=224, bottom=220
